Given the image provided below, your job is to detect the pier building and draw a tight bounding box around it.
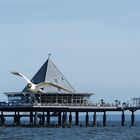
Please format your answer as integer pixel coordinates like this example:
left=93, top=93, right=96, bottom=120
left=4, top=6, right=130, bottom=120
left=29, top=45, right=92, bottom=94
left=4, top=56, right=93, bottom=106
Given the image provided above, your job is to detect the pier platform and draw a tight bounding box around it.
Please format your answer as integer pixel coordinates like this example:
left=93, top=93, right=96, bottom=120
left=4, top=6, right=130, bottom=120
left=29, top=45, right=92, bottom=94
left=0, top=103, right=139, bottom=127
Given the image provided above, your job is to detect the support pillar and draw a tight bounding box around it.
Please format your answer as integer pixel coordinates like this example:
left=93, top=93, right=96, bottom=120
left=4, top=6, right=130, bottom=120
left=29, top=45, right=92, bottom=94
left=14, top=113, right=20, bottom=126
left=34, top=112, right=37, bottom=126
left=47, top=111, right=50, bottom=125
left=75, top=112, right=79, bottom=126
left=14, top=112, right=17, bottom=125
left=86, top=112, right=89, bottom=127
left=62, top=112, right=67, bottom=127
left=131, top=111, right=135, bottom=126
left=103, top=111, right=107, bottom=127
left=93, top=112, right=96, bottom=127
left=69, top=112, right=72, bottom=126
left=58, top=112, right=61, bottom=126
left=42, top=112, right=45, bottom=126
left=121, top=111, right=125, bottom=126
left=0, top=111, right=5, bottom=126
left=30, top=111, right=33, bottom=124
left=17, top=112, right=20, bottom=126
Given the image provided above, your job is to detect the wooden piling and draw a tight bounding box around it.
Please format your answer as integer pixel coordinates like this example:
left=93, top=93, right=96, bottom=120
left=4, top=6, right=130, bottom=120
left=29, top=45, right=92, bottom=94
left=86, top=112, right=89, bottom=127
left=121, top=111, right=125, bottom=126
left=131, top=111, right=135, bottom=126
left=58, top=112, right=61, bottom=126
left=93, top=112, right=96, bottom=127
left=75, top=112, right=79, bottom=126
left=103, top=111, right=107, bottom=127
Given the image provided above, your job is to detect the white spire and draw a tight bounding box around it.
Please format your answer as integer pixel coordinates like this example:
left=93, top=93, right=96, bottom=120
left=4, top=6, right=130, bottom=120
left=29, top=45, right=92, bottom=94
left=48, top=53, right=51, bottom=59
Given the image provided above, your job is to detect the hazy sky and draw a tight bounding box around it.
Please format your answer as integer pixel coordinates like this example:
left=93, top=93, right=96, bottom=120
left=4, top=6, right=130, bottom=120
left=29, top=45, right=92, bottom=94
left=0, top=0, right=140, bottom=103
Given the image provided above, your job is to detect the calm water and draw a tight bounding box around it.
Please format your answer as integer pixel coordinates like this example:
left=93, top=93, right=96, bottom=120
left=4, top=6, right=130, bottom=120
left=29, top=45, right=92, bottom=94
left=0, top=126, right=140, bottom=140
left=0, top=115, right=140, bottom=140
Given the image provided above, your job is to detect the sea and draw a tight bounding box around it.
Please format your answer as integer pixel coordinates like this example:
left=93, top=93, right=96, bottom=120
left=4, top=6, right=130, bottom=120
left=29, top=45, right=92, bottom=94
left=0, top=114, right=140, bottom=140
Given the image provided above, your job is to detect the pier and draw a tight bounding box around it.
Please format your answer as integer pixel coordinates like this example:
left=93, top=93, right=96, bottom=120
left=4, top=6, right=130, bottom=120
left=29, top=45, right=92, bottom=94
left=2, top=57, right=140, bottom=127
left=0, top=103, right=139, bottom=127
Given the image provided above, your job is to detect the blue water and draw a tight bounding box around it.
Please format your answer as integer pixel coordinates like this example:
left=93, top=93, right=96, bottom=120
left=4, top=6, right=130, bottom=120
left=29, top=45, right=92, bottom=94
left=0, top=126, right=140, bottom=140
left=0, top=114, right=140, bottom=140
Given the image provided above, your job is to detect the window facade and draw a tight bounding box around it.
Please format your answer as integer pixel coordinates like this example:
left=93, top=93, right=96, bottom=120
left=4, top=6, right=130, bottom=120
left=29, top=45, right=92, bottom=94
left=7, top=93, right=92, bottom=105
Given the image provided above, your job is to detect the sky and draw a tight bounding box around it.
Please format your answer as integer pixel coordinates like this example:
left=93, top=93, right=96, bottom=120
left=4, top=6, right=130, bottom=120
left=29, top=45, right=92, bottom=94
left=0, top=0, right=140, bottom=103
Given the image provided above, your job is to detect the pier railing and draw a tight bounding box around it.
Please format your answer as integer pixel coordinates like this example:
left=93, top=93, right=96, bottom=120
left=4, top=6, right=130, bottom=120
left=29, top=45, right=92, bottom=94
left=1, top=101, right=139, bottom=109
left=1, top=102, right=124, bottom=109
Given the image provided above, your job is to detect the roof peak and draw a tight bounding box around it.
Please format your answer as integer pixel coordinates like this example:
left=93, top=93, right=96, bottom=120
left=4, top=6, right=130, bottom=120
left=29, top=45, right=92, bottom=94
left=48, top=53, right=51, bottom=59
